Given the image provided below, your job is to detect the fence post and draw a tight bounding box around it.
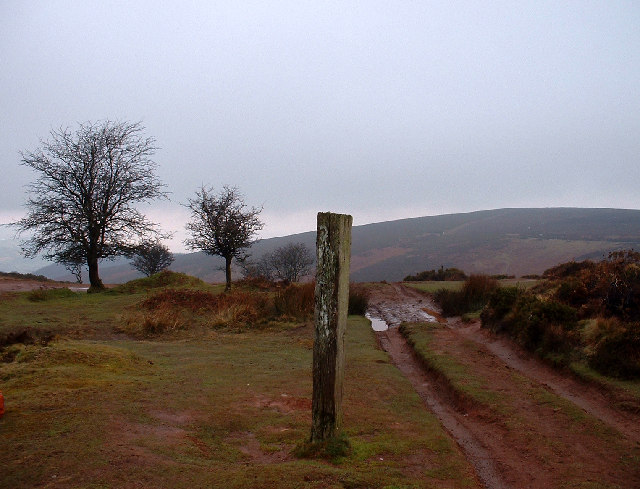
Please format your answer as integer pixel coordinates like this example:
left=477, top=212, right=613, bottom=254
left=311, top=212, right=352, bottom=442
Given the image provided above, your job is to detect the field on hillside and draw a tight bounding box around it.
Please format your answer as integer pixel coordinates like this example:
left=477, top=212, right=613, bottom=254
left=1, top=278, right=480, bottom=489
left=404, top=278, right=538, bottom=294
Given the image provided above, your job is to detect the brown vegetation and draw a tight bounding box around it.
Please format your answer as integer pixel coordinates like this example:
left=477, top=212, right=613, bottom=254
left=482, top=251, right=640, bottom=378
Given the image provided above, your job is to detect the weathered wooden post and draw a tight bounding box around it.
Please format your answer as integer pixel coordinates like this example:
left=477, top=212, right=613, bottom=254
left=311, top=212, right=352, bottom=442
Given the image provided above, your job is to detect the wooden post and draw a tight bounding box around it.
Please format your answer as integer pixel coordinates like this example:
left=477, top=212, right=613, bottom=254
left=311, top=212, right=352, bottom=442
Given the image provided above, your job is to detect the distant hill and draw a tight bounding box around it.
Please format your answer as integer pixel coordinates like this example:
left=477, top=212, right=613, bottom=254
left=34, top=208, right=640, bottom=283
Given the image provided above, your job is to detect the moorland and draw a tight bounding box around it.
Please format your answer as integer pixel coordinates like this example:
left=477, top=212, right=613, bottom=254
left=2, top=264, right=639, bottom=488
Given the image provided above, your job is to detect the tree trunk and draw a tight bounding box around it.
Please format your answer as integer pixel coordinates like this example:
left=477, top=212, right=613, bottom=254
left=311, top=212, right=352, bottom=442
left=87, top=256, right=105, bottom=292
left=225, top=255, right=233, bottom=291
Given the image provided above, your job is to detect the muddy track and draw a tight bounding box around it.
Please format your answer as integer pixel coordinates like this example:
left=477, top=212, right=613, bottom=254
left=448, top=317, right=640, bottom=444
left=370, top=283, right=640, bottom=489
left=377, top=327, right=510, bottom=489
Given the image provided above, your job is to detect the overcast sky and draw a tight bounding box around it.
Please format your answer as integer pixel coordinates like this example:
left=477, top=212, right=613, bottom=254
left=1, top=1, right=639, bottom=255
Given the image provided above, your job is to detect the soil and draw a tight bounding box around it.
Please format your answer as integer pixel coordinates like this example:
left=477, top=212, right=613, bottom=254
left=370, top=283, right=640, bottom=489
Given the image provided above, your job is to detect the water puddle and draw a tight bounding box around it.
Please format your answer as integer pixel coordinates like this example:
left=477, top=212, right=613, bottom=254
left=69, top=286, right=89, bottom=292
left=366, top=313, right=389, bottom=331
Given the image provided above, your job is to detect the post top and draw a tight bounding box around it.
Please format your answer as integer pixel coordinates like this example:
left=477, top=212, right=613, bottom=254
left=317, top=212, right=353, bottom=224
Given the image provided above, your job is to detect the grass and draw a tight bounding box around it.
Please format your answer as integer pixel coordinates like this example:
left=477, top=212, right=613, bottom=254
left=399, top=322, right=504, bottom=411
left=404, top=279, right=539, bottom=295
left=0, top=289, right=142, bottom=338
left=2, top=286, right=481, bottom=489
left=404, top=281, right=464, bottom=293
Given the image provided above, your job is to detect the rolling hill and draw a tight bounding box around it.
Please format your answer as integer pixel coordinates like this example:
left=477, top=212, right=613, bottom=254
left=33, top=207, right=640, bottom=283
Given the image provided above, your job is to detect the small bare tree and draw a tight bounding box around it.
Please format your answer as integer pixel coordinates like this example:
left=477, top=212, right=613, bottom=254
left=270, top=242, right=314, bottom=282
left=130, top=242, right=174, bottom=277
left=13, top=120, right=167, bottom=291
left=241, top=242, right=314, bottom=283
left=241, top=254, right=275, bottom=281
left=63, top=256, right=84, bottom=284
left=184, top=186, right=263, bottom=291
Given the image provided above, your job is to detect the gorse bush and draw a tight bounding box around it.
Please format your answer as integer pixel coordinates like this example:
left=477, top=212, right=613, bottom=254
left=481, top=288, right=579, bottom=363
left=481, top=251, right=640, bottom=378
left=589, top=322, right=640, bottom=379
left=546, top=251, right=640, bottom=321
left=434, top=274, right=498, bottom=317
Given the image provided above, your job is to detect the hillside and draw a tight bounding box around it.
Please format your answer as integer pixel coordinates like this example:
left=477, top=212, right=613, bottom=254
left=34, top=207, right=640, bottom=283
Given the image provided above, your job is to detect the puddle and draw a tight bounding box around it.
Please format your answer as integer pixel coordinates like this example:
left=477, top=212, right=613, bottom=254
left=366, top=313, right=389, bottom=331
left=69, top=287, right=89, bottom=292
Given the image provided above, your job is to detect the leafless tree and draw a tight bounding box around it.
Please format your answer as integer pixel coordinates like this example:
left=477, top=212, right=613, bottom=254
left=13, top=121, right=168, bottom=291
left=270, top=242, right=314, bottom=282
left=241, top=254, right=275, bottom=281
left=62, top=253, right=84, bottom=284
left=130, top=242, right=174, bottom=277
left=184, top=186, right=263, bottom=291
left=241, top=242, right=314, bottom=283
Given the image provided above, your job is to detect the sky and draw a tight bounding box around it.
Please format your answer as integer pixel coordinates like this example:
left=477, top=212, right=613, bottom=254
left=1, top=1, right=639, bottom=269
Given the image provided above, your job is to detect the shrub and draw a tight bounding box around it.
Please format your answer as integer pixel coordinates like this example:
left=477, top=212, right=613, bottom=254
left=543, top=260, right=596, bottom=279
left=404, top=267, right=467, bottom=282
left=434, top=274, right=498, bottom=317
left=483, top=289, right=579, bottom=363
left=113, top=271, right=206, bottom=293
left=589, top=322, right=640, bottom=379
left=543, top=250, right=640, bottom=321
left=462, top=274, right=499, bottom=310
left=27, top=287, right=77, bottom=301
left=274, top=283, right=315, bottom=319
left=348, top=284, right=370, bottom=315
left=122, top=287, right=273, bottom=336
left=480, top=286, right=521, bottom=331
left=483, top=252, right=640, bottom=377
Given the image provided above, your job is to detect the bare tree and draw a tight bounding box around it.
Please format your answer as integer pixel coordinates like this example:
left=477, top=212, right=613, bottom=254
left=130, top=242, right=174, bottom=277
left=62, top=254, right=84, bottom=284
left=13, top=121, right=167, bottom=291
left=270, top=242, right=314, bottom=282
left=241, top=242, right=314, bottom=283
left=184, top=186, right=263, bottom=291
left=241, top=254, right=275, bottom=281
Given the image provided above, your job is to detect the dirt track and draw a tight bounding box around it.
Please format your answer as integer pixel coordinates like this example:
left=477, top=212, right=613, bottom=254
left=370, top=283, right=640, bottom=489
left=0, top=277, right=79, bottom=292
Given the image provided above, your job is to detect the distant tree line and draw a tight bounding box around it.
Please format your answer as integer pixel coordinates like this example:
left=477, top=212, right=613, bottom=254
left=404, top=266, right=467, bottom=282
left=0, top=271, right=53, bottom=282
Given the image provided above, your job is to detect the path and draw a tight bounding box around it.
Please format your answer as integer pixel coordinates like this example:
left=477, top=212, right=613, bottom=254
left=370, top=283, right=640, bottom=489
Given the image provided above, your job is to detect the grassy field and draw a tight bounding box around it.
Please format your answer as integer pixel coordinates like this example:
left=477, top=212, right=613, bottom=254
left=1, top=283, right=481, bottom=489
left=403, top=279, right=538, bottom=295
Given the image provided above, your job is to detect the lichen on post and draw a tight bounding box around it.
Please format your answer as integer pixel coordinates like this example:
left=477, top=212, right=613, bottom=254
left=311, top=212, right=352, bottom=442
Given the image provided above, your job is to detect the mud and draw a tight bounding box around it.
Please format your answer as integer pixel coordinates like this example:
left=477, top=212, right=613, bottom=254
left=370, top=283, right=640, bottom=489
left=377, top=327, right=510, bottom=489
